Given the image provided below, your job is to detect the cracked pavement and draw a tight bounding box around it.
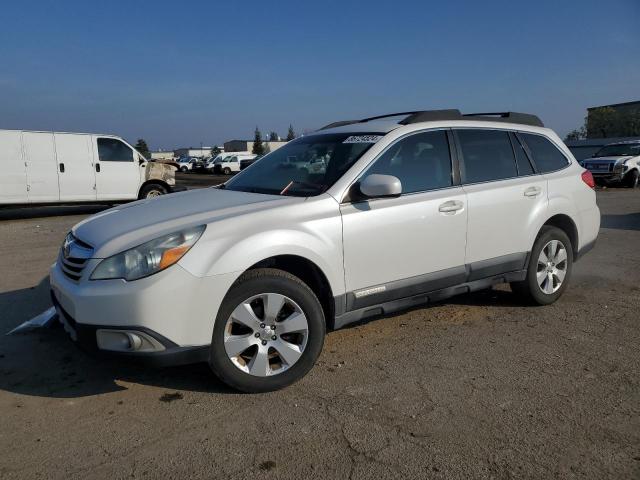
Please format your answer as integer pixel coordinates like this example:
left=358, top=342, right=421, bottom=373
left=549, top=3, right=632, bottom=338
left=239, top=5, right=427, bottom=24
left=0, top=188, right=638, bottom=479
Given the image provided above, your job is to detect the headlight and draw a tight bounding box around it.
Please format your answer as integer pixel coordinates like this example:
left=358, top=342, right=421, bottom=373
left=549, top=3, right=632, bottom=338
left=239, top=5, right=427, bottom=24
left=91, top=225, right=206, bottom=281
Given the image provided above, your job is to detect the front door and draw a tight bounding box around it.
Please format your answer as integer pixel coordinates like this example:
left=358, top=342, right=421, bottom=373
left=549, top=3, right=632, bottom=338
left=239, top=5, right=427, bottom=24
left=94, top=137, right=141, bottom=200
left=340, top=130, right=468, bottom=311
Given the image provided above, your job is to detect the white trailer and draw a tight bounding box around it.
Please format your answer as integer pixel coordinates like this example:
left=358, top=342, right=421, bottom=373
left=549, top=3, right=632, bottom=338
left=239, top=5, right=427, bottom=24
left=0, top=130, right=180, bottom=205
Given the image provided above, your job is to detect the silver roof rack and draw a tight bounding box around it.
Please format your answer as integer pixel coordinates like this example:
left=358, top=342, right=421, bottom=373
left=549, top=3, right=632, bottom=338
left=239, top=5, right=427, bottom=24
left=319, top=109, right=544, bottom=130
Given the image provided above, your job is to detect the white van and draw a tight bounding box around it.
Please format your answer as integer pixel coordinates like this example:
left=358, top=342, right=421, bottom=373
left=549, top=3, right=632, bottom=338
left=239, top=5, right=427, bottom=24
left=205, top=152, right=242, bottom=173
left=0, top=130, right=179, bottom=205
left=213, top=153, right=257, bottom=175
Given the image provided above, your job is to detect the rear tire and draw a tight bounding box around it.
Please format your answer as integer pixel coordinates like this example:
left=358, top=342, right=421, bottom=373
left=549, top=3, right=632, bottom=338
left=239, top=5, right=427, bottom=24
left=511, top=226, right=573, bottom=305
left=209, top=268, right=325, bottom=393
left=139, top=183, right=168, bottom=199
left=625, top=169, right=639, bottom=188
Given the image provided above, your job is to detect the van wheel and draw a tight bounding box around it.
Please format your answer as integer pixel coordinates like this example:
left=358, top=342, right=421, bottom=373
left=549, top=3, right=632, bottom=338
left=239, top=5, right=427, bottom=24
left=139, top=183, right=168, bottom=199
left=223, top=167, right=231, bottom=175
left=625, top=170, right=639, bottom=188
left=209, top=268, right=325, bottom=393
left=511, top=226, right=573, bottom=305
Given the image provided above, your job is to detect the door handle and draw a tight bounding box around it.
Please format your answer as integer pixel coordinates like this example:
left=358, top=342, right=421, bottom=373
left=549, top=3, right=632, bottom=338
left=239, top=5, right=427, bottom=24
left=95, top=163, right=101, bottom=173
left=59, top=163, right=65, bottom=173
left=524, top=186, right=542, bottom=197
left=438, top=200, right=464, bottom=214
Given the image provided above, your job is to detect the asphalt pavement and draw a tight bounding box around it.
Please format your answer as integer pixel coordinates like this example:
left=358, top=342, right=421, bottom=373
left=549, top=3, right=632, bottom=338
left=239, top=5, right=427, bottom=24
left=0, top=184, right=638, bottom=479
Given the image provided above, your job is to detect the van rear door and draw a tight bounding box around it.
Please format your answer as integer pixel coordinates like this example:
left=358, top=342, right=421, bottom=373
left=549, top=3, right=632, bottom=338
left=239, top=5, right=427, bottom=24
left=22, top=131, right=60, bottom=203
left=0, top=130, right=28, bottom=204
left=54, top=133, right=97, bottom=202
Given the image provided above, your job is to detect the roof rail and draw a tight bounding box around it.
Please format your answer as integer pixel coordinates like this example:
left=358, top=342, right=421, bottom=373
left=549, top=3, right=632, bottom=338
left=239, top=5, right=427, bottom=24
left=318, top=109, right=544, bottom=131
left=461, top=112, right=544, bottom=127
left=318, top=112, right=425, bottom=131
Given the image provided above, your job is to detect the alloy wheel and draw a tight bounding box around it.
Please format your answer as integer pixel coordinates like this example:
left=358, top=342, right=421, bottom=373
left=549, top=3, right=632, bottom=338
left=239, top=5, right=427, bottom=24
left=223, top=293, right=309, bottom=377
left=536, top=240, right=568, bottom=294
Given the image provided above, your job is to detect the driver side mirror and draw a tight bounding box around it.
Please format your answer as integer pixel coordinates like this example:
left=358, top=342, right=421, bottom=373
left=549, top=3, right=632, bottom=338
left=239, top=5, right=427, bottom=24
left=358, top=174, right=402, bottom=199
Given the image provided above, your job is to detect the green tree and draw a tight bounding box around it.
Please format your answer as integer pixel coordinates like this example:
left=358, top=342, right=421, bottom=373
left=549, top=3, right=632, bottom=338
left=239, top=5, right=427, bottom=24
left=618, top=110, right=640, bottom=137
left=286, top=124, right=296, bottom=141
left=564, top=126, right=586, bottom=142
left=252, top=127, right=264, bottom=155
left=134, top=138, right=150, bottom=158
left=587, top=107, right=619, bottom=139
left=210, top=145, right=221, bottom=157
left=268, top=131, right=279, bottom=141
left=263, top=143, right=271, bottom=155
left=566, top=107, right=640, bottom=141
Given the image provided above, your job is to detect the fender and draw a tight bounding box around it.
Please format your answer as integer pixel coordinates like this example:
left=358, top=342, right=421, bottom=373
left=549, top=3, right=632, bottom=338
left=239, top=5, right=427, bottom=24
left=178, top=195, right=346, bottom=297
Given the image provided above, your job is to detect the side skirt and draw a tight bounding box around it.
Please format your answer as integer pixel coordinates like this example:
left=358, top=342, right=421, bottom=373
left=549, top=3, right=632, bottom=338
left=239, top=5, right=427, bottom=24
left=333, top=270, right=527, bottom=330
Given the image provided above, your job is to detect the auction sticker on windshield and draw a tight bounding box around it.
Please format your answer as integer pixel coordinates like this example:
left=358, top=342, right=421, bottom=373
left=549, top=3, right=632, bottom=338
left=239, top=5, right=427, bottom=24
left=343, top=135, right=383, bottom=143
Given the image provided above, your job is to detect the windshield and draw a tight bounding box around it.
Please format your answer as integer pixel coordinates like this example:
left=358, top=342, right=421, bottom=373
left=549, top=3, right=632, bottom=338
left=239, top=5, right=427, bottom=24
left=595, top=144, right=640, bottom=157
left=224, top=133, right=383, bottom=196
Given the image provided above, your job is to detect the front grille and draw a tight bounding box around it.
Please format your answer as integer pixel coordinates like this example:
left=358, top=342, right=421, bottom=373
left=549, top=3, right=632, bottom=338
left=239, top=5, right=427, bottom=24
left=60, top=255, right=89, bottom=281
left=586, top=162, right=613, bottom=172
left=59, top=233, right=94, bottom=282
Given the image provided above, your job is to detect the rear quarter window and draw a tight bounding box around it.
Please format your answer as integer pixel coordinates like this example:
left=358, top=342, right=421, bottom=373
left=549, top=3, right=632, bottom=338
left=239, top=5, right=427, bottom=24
left=520, top=133, right=569, bottom=173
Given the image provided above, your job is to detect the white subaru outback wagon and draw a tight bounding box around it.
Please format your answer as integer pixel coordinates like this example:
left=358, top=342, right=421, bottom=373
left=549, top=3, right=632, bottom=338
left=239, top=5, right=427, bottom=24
left=50, top=110, right=600, bottom=392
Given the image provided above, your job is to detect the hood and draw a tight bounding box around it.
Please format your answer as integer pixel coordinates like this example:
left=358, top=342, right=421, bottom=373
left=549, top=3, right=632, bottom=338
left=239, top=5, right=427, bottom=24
left=586, top=155, right=633, bottom=164
left=72, top=188, right=299, bottom=258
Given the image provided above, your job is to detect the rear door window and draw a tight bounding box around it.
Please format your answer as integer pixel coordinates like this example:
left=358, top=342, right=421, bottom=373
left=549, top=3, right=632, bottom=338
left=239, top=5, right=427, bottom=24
left=97, top=138, right=134, bottom=162
left=456, top=129, right=517, bottom=184
left=519, top=133, right=568, bottom=173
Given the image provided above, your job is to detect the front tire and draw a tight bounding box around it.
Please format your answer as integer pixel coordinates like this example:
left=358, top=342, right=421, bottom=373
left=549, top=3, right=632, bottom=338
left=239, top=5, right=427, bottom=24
left=624, top=169, right=639, bottom=188
left=223, top=167, right=231, bottom=175
left=209, top=268, right=325, bottom=393
left=511, top=226, right=573, bottom=305
left=139, top=183, right=168, bottom=199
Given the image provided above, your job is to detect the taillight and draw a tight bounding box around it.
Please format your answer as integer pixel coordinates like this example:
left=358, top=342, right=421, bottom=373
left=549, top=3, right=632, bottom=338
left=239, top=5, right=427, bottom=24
left=581, top=170, right=595, bottom=189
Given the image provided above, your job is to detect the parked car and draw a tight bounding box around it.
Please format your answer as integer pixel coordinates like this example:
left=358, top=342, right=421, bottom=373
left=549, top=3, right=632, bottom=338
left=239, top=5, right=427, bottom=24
left=213, top=153, right=257, bottom=174
left=0, top=129, right=180, bottom=204
left=205, top=152, right=241, bottom=172
left=579, top=141, right=640, bottom=188
left=50, top=109, right=600, bottom=393
left=176, top=156, right=199, bottom=172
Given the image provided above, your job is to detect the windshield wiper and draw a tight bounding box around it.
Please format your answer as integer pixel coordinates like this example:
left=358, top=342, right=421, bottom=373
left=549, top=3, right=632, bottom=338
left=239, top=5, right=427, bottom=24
left=280, top=180, right=325, bottom=196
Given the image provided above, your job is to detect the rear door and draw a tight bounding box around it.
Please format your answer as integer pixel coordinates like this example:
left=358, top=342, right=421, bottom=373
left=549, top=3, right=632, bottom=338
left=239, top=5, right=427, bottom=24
left=456, top=128, right=547, bottom=275
left=94, top=136, right=140, bottom=200
left=22, top=131, right=60, bottom=203
left=0, top=130, right=28, bottom=204
left=54, top=133, right=97, bottom=202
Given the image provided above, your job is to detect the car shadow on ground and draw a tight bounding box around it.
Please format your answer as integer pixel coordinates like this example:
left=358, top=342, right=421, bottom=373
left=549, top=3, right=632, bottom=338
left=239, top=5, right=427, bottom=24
left=600, top=212, right=640, bottom=231
left=0, top=205, right=112, bottom=221
left=0, top=278, right=234, bottom=399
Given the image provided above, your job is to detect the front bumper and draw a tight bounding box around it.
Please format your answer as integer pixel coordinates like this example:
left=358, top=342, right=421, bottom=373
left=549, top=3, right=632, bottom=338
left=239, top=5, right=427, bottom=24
left=49, top=260, right=240, bottom=353
left=51, top=290, right=209, bottom=366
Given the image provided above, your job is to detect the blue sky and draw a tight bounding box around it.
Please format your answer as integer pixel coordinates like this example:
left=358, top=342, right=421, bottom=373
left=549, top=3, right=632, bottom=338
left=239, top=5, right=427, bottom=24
left=1, top=0, right=638, bottom=149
